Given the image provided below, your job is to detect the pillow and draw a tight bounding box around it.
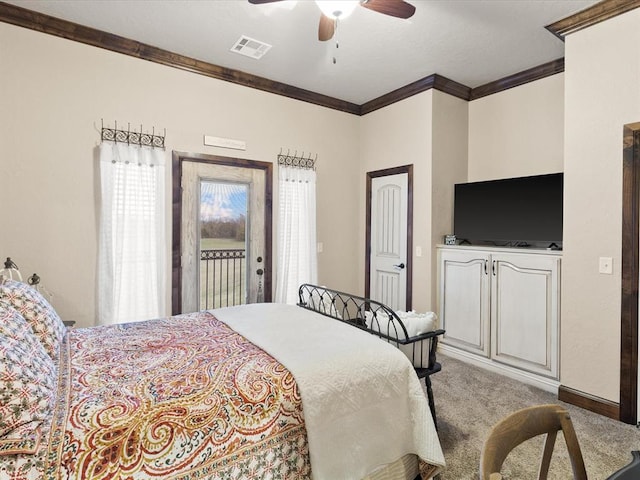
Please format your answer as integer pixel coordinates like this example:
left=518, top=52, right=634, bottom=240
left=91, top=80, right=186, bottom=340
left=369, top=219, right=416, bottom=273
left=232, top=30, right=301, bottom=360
left=365, top=310, right=437, bottom=338
left=394, top=310, right=438, bottom=337
left=364, top=309, right=438, bottom=369
left=0, top=304, right=56, bottom=455
left=0, top=301, right=56, bottom=376
left=0, top=278, right=66, bottom=361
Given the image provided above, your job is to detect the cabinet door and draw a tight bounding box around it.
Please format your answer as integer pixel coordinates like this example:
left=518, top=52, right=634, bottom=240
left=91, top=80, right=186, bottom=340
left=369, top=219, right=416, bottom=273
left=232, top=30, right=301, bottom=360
left=490, top=253, right=560, bottom=378
left=439, top=249, right=491, bottom=357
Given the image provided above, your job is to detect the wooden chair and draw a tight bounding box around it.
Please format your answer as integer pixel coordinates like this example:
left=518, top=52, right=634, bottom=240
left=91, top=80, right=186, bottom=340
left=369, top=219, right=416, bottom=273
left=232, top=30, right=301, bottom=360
left=479, top=404, right=587, bottom=480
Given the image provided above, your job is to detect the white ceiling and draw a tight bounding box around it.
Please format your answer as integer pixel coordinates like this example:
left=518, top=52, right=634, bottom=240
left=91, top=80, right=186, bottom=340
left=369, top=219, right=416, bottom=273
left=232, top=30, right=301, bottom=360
left=6, top=0, right=600, bottom=105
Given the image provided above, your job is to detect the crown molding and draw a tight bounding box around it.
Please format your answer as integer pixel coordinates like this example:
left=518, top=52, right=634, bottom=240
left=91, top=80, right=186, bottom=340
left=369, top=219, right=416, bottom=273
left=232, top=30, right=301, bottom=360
left=360, top=74, right=471, bottom=115
left=546, top=0, right=640, bottom=40
left=0, top=1, right=361, bottom=115
left=469, top=58, right=565, bottom=101
left=0, top=1, right=469, bottom=115
left=2, top=0, right=637, bottom=115
left=360, top=59, right=567, bottom=112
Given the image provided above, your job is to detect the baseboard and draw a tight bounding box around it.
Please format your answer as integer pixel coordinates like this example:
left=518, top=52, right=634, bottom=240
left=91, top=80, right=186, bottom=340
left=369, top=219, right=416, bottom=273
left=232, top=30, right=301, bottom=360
left=439, top=345, right=624, bottom=422
left=438, top=344, right=560, bottom=394
left=558, top=385, right=620, bottom=421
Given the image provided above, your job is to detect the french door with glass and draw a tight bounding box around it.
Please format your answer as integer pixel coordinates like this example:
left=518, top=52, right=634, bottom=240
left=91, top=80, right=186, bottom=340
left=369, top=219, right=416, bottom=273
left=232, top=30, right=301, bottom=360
left=172, top=152, right=272, bottom=315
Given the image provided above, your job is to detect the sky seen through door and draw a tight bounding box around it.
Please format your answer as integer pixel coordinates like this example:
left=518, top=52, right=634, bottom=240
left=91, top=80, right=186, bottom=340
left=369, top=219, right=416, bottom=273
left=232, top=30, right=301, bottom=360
left=200, top=181, right=248, bottom=222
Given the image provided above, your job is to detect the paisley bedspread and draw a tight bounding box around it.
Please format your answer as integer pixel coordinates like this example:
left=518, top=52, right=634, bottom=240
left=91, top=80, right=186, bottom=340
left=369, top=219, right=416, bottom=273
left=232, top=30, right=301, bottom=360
left=3, top=311, right=310, bottom=480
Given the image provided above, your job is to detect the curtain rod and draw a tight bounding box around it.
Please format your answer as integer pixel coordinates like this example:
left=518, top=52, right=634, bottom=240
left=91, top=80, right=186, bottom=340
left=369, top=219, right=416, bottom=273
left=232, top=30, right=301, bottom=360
left=277, top=148, right=316, bottom=170
left=101, top=119, right=166, bottom=149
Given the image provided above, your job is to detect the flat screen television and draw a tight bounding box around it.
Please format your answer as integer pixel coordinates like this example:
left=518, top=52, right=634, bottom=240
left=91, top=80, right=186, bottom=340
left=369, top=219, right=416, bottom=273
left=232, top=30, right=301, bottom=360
left=453, top=173, right=563, bottom=247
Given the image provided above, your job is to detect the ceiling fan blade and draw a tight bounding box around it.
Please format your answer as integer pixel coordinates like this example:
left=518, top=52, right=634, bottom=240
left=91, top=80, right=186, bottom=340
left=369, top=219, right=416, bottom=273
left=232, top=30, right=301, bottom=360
left=248, top=0, right=285, bottom=4
left=361, top=0, right=416, bottom=19
left=318, top=13, right=336, bottom=41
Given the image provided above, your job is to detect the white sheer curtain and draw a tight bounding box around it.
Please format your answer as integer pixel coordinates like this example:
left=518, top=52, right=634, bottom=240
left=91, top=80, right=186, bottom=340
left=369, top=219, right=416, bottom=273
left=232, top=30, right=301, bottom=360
left=275, top=165, right=318, bottom=304
left=98, top=142, right=166, bottom=325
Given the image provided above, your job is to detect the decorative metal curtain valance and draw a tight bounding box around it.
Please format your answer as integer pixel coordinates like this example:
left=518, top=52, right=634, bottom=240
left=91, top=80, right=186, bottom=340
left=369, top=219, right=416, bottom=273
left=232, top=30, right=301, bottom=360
left=277, top=149, right=316, bottom=170
left=101, top=119, right=166, bottom=149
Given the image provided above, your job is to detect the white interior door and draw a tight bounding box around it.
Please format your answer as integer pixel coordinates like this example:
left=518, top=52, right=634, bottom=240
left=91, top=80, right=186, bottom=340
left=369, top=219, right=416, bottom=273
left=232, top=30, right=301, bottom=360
left=181, top=161, right=266, bottom=313
left=369, top=173, right=408, bottom=310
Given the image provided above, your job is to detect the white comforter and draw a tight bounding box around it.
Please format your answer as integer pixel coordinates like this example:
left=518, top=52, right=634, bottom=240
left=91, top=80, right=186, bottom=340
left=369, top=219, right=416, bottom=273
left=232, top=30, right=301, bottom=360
left=214, top=303, right=445, bottom=480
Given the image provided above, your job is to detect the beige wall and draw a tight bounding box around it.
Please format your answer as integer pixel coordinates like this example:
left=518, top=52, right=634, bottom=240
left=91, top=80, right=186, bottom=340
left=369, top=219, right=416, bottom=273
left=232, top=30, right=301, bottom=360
left=431, top=91, right=469, bottom=305
left=0, top=18, right=563, bottom=330
left=0, top=23, right=360, bottom=326
left=562, top=8, right=640, bottom=402
left=468, top=74, right=565, bottom=181
left=358, top=90, right=468, bottom=312
left=464, top=17, right=640, bottom=403
left=3, top=8, right=639, bottom=406
left=358, top=77, right=561, bottom=314
left=358, top=92, right=434, bottom=311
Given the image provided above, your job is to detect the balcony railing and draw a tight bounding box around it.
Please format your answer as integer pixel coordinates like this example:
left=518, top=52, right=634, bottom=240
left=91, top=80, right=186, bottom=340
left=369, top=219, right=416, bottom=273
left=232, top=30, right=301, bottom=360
left=200, top=248, right=246, bottom=310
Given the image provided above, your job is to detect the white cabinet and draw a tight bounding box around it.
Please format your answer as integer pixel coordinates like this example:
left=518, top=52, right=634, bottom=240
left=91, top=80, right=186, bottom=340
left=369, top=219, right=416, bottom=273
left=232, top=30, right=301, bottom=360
left=438, top=249, right=491, bottom=357
left=438, top=246, right=560, bottom=379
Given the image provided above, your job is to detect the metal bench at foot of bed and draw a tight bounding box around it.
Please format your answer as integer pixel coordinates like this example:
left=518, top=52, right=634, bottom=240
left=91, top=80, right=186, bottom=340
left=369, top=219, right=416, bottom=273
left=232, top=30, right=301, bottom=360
left=297, top=283, right=446, bottom=429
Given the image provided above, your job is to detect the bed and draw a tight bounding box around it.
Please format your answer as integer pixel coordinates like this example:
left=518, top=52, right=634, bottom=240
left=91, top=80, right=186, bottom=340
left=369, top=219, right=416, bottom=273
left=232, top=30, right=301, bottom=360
left=0, top=278, right=445, bottom=480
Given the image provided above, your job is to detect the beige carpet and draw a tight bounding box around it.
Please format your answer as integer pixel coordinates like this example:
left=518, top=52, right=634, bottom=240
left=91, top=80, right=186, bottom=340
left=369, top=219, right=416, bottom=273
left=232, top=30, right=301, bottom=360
left=430, top=353, right=640, bottom=479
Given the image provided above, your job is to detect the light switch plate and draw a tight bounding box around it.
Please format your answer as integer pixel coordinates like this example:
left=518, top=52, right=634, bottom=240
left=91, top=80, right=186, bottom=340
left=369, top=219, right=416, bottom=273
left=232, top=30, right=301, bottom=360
left=599, top=257, right=613, bottom=275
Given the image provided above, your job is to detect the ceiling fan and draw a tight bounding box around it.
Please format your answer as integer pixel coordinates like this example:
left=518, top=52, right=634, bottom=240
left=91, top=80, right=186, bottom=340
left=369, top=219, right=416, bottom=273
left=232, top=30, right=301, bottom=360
left=248, top=0, right=416, bottom=41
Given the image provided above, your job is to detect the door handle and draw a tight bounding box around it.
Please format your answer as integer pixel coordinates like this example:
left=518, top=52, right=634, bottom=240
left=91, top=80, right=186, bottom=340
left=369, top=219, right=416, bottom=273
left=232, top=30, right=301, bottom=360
left=394, top=263, right=405, bottom=269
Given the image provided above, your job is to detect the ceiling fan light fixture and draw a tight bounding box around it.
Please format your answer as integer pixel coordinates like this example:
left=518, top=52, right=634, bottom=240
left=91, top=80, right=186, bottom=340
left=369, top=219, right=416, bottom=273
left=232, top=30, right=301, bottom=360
left=315, top=0, right=359, bottom=20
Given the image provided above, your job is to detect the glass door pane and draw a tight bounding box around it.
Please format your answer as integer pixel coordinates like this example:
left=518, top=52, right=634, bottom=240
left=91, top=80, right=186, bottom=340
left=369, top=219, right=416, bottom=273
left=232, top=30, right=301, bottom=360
left=199, top=181, right=248, bottom=309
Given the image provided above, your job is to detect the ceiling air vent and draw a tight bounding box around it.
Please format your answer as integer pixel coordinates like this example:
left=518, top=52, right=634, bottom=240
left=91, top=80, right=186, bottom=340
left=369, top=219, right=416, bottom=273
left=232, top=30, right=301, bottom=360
left=231, top=36, right=272, bottom=60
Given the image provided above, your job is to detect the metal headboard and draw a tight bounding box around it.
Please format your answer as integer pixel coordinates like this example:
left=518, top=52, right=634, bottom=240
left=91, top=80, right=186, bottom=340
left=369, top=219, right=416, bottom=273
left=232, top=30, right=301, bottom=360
left=297, top=283, right=445, bottom=373
left=297, top=283, right=447, bottom=428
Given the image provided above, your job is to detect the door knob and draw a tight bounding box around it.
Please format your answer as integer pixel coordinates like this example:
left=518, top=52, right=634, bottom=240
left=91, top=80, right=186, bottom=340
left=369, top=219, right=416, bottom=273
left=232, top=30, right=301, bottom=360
left=394, top=263, right=405, bottom=269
